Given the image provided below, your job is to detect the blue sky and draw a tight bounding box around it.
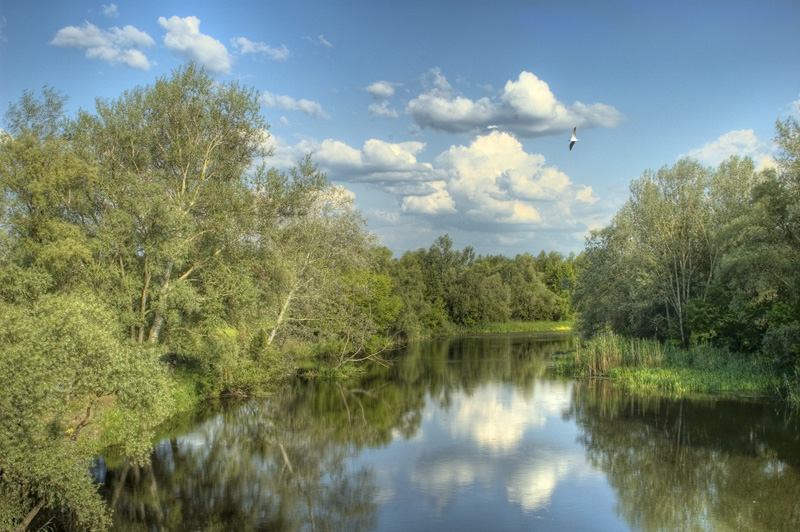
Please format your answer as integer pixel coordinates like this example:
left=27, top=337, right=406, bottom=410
left=1, top=1, right=799, bottom=257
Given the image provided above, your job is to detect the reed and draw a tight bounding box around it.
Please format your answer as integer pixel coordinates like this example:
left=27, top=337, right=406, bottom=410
left=559, top=332, right=665, bottom=377
left=554, top=331, right=780, bottom=399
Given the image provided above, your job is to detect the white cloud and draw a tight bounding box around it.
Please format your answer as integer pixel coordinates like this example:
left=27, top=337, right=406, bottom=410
left=401, top=181, right=457, bottom=214
left=368, top=101, right=399, bottom=118
left=305, top=34, right=332, bottom=47
left=431, top=131, right=585, bottom=225
left=158, top=16, right=232, bottom=74
left=366, top=81, right=397, bottom=99
left=315, top=138, right=440, bottom=193
left=232, top=37, right=289, bottom=61
left=102, top=4, right=119, bottom=18
left=576, top=185, right=599, bottom=204
left=407, top=69, right=624, bottom=138
left=51, top=21, right=153, bottom=70
left=683, top=129, right=775, bottom=169
left=267, top=130, right=600, bottom=232
left=260, top=91, right=330, bottom=119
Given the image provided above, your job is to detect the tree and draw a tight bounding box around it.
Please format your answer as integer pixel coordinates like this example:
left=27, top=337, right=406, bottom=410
left=711, top=115, right=800, bottom=366
left=251, top=158, right=381, bottom=365
left=627, top=159, right=714, bottom=348
left=81, top=63, right=268, bottom=346
left=576, top=160, right=716, bottom=346
left=0, top=292, right=173, bottom=531
left=0, top=87, right=95, bottom=291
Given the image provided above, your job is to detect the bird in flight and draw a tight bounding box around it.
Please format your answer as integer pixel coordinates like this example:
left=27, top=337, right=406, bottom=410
left=569, top=126, right=580, bottom=151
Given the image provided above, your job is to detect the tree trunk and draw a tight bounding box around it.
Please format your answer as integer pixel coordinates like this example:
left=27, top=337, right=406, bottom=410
left=14, top=499, right=45, bottom=532
left=267, top=284, right=296, bottom=346
left=138, top=259, right=151, bottom=344
left=148, top=259, right=173, bottom=343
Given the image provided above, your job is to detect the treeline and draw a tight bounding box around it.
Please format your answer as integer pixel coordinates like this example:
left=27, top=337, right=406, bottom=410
left=389, top=234, right=576, bottom=338
left=0, top=65, right=573, bottom=531
left=573, top=113, right=800, bottom=395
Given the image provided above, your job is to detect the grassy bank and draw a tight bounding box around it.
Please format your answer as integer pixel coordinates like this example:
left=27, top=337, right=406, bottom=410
left=552, top=332, right=792, bottom=401
left=454, top=320, right=573, bottom=335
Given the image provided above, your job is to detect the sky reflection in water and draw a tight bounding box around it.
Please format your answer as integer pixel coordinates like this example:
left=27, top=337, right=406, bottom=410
left=101, top=334, right=800, bottom=531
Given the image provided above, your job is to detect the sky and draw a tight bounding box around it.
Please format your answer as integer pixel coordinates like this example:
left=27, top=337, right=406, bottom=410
left=1, top=1, right=799, bottom=258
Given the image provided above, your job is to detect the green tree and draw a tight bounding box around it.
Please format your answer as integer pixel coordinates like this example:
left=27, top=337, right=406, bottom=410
left=628, top=159, right=714, bottom=348
left=81, top=63, right=267, bottom=346
left=0, top=87, right=95, bottom=291
left=0, top=292, right=173, bottom=531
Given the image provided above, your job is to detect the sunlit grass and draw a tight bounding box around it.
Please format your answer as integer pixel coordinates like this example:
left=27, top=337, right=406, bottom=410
left=553, top=331, right=780, bottom=399
left=608, top=366, right=776, bottom=395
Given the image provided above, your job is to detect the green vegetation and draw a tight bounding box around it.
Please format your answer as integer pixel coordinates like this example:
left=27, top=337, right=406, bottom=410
left=554, top=332, right=777, bottom=396
left=454, top=320, right=573, bottom=334
left=568, top=109, right=800, bottom=405
left=0, top=64, right=577, bottom=531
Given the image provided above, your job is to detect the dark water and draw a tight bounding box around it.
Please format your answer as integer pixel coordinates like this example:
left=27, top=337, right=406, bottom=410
left=99, top=333, right=800, bottom=531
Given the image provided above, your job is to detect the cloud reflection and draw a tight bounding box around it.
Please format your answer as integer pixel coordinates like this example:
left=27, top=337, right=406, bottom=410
left=398, top=379, right=586, bottom=513
left=450, top=379, right=574, bottom=452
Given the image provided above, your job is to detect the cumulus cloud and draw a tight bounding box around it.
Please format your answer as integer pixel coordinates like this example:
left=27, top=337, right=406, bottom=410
left=267, top=130, right=599, bottom=232
left=232, top=37, right=289, bottom=61
left=366, top=80, right=398, bottom=99
left=158, top=16, right=232, bottom=74
left=260, top=91, right=330, bottom=119
left=407, top=69, right=624, bottom=138
left=317, top=138, right=440, bottom=190
left=368, top=101, right=399, bottom=118
left=51, top=21, right=153, bottom=70
left=401, top=181, right=457, bottom=215
left=683, top=129, right=775, bottom=169
left=575, top=185, right=599, bottom=204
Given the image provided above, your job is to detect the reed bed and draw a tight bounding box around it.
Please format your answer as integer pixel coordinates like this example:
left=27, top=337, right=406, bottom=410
left=553, top=331, right=779, bottom=399
left=557, top=333, right=665, bottom=377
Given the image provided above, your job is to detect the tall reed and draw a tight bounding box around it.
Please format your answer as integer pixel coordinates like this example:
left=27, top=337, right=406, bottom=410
left=569, top=332, right=665, bottom=376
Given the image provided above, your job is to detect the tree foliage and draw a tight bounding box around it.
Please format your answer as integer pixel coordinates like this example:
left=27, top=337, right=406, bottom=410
left=574, top=109, right=800, bottom=381
left=388, top=235, right=576, bottom=338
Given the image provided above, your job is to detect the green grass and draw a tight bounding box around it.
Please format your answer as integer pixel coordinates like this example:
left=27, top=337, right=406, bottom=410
left=553, top=331, right=781, bottom=399
left=607, top=366, right=776, bottom=395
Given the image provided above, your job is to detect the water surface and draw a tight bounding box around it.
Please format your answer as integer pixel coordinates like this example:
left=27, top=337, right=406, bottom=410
left=100, top=333, right=800, bottom=531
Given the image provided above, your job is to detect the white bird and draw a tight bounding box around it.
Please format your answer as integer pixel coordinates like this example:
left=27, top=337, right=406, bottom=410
left=569, top=126, right=580, bottom=151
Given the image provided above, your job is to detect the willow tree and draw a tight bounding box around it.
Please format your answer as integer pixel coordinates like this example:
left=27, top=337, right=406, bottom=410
left=251, top=157, right=382, bottom=357
left=0, top=87, right=96, bottom=293
left=82, top=63, right=268, bottom=346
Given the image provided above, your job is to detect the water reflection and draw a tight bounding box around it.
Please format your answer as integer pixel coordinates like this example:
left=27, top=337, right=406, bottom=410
left=567, top=381, right=800, bottom=531
left=100, top=333, right=800, bottom=531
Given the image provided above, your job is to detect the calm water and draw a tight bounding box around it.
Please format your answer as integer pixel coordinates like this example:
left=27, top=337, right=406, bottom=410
left=99, top=333, right=800, bottom=531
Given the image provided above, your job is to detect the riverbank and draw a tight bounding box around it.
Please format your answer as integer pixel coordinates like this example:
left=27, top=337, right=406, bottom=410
left=552, top=332, right=800, bottom=406
left=452, top=320, right=573, bottom=335
left=100, top=320, right=576, bottom=447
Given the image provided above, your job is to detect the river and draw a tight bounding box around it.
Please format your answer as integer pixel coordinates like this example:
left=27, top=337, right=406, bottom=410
left=98, top=333, right=800, bottom=531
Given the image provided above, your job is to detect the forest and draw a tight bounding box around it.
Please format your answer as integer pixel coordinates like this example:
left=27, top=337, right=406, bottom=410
left=1, top=62, right=798, bottom=531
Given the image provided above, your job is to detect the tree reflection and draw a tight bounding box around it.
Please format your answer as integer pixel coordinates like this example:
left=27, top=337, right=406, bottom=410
left=101, top=399, right=378, bottom=531
left=567, top=381, right=800, bottom=531
left=99, top=333, right=575, bottom=530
